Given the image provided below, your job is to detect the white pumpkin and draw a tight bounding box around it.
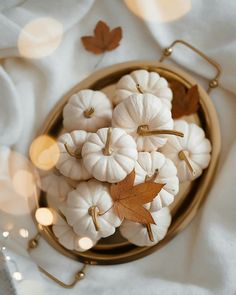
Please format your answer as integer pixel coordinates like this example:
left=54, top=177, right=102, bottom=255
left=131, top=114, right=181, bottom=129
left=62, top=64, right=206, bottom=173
left=135, top=151, right=179, bottom=210
left=120, top=207, right=171, bottom=246
left=114, top=69, right=173, bottom=108
left=82, top=127, right=138, bottom=183
left=56, top=130, right=91, bottom=180
left=161, top=120, right=212, bottom=182
left=65, top=180, right=121, bottom=240
left=52, top=213, right=97, bottom=252
left=63, top=89, right=112, bottom=132
left=112, top=93, right=175, bottom=152
left=39, top=169, right=73, bottom=203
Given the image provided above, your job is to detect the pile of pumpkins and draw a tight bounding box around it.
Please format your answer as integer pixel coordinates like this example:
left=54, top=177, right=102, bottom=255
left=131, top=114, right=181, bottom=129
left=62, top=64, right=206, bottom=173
left=40, top=70, right=211, bottom=251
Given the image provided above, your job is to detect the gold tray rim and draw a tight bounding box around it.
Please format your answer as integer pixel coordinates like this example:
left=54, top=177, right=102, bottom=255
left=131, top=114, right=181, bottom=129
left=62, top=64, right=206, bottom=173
left=35, top=60, right=221, bottom=265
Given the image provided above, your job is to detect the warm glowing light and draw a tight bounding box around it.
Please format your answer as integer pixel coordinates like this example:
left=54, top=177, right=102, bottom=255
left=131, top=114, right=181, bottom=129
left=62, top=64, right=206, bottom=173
left=12, top=169, right=35, bottom=198
left=29, top=135, right=60, bottom=170
left=12, top=272, right=23, bottom=281
left=124, top=0, right=191, bottom=23
left=6, top=256, right=11, bottom=261
left=2, top=231, right=9, bottom=238
left=35, top=208, right=54, bottom=226
left=19, top=228, right=29, bottom=239
left=18, top=17, right=63, bottom=59
left=78, top=237, right=93, bottom=250
left=1, top=246, right=6, bottom=251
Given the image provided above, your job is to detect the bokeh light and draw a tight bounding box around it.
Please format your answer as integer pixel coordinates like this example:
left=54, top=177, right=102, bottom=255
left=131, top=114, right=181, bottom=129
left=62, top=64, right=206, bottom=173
left=12, top=169, right=35, bottom=198
left=78, top=237, right=93, bottom=250
left=35, top=208, right=54, bottom=226
left=12, top=272, right=23, bottom=281
left=2, top=231, right=9, bottom=238
left=18, top=17, right=63, bottom=59
left=29, top=135, right=60, bottom=171
left=19, top=228, right=29, bottom=239
left=124, top=0, right=191, bottom=23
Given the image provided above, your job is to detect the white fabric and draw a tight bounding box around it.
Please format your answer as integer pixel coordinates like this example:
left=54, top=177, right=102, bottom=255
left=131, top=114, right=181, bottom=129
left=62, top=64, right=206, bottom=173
left=0, top=0, right=236, bottom=294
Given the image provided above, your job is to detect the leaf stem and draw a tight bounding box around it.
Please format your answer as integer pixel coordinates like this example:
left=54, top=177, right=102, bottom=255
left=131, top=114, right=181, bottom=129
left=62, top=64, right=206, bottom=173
left=94, top=52, right=106, bottom=69
left=145, top=169, right=159, bottom=182
left=146, top=224, right=154, bottom=242
left=98, top=205, right=114, bottom=216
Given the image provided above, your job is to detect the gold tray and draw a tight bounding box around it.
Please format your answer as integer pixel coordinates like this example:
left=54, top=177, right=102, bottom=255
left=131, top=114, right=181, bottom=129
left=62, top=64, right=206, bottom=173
left=35, top=41, right=221, bottom=265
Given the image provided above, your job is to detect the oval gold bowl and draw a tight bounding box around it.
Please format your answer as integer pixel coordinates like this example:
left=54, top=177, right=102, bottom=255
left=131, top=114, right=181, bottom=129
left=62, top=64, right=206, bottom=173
left=36, top=61, right=221, bottom=265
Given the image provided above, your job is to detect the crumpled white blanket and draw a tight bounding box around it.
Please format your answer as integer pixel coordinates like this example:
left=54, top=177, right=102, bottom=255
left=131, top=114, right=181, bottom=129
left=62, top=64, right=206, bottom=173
left=0, top=0, right=236, bottom=294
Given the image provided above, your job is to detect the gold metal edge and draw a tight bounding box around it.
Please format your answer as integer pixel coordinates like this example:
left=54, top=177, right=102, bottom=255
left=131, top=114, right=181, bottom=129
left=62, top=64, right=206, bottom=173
left=33, top=60, right=221, bottom=265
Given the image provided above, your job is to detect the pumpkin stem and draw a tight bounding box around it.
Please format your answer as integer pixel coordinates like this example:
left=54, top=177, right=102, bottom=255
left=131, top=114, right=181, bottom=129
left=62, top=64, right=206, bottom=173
left=103, top=128, right=113, bottom=156
left=83, top=107, right=95, bottom=118
left=88, top=206, right=100, bottom=231
left=137, top=125, right=184, bottom=138
left=64, top=143, right=82, bottom=159
left=145, top=169, right=159, bottom=182
left=178, top=150, right=196, bottom=176
left=146, top=223, right=154, bottom=242
left=136, top=84, right=144, bottom=94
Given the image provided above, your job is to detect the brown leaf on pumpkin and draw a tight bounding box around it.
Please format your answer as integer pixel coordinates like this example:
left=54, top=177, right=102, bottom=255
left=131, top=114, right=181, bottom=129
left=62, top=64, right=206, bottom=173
left=171, top=82, right=200, bottom=119
left=81, top=21, right=122, bottom=54
left=110, top=171, right=165, bottom=225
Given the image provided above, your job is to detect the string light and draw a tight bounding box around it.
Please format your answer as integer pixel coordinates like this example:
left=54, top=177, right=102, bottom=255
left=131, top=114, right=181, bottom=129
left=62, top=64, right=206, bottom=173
left=0, top=230, right=23, bottom=283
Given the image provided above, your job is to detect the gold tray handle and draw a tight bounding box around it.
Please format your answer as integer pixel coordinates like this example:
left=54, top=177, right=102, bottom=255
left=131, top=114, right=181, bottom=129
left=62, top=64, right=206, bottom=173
left=159, top=39, right=221, bottom=93
left=38, top=264, right=87, bottom=289
left=28, top=233, right=88, bottom=289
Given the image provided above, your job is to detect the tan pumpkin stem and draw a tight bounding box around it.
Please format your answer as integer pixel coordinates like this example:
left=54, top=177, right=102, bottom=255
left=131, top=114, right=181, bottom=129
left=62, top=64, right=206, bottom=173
left=103, top=128, right=113, bottom=156
left=145, top=169, right=159, bottom=182
left=136, top=84, right=144, bottom=94
left=178, top=150, right=196, bottom=176
left=88, top=206, right=100, bottom=231
left=137, top=125, right=184, bottom=138
left=64, top=143, right=82, bottom=159
left=146, top=224, right=154, bottom=242
left=83, top=107, right=95, bottom=118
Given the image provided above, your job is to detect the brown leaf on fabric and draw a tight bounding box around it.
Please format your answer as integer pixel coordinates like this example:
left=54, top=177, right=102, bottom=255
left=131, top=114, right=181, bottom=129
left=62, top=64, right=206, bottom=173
left=171, top=82, right=200, bottom=119
left=110, top=171, right=164, bottom=225
left=81, top=21, right=122, bottom=54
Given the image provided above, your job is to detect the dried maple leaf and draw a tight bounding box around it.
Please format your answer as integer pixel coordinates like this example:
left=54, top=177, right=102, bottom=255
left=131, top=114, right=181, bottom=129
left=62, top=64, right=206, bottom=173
left=81, top=21, right=122, bottom=54
left=171, top=82, right=200, bottom=119
left=110, top=171, right=165, bottom=225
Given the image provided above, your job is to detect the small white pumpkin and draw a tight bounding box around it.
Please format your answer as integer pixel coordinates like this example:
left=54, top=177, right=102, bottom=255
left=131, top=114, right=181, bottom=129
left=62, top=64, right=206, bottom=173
left=135, top=151, right=179, bottom=210
left=112, top=93, right=176, bottom=152
left=120, top=207, right=171, bottom=246
left=114, top=69, right=173, bottom=108
left=52, top=213, right=97, bottom=252
left=63, top=89, right=112, bottom=132
left=56, top=130, right=91, bottom=180
left=82, top=127, right=138, bottom=183
left=65, top=180, right=121, bottom=240
left=161, top=120, right=212, bottom=182
left=39, top=169, right=74, bottom=203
